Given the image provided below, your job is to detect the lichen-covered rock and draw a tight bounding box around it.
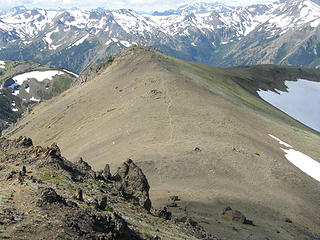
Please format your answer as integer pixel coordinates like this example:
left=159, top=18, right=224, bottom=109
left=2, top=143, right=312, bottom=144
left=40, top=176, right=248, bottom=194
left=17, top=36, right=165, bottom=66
left=113, top=159, right=152, bottom=211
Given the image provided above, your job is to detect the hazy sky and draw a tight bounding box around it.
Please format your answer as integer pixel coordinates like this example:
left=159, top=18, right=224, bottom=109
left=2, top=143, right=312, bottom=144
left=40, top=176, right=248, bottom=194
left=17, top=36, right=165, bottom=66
left=1, top=0, right=275, bottom=12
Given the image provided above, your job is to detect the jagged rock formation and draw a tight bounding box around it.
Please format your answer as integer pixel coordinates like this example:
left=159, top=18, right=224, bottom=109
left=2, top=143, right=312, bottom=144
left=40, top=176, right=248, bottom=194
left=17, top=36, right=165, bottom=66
left=113, top=158, right=152, bottom=211
left=0, top=136, right=217, bottom=239
left=73, top=59, right=111, bottom=86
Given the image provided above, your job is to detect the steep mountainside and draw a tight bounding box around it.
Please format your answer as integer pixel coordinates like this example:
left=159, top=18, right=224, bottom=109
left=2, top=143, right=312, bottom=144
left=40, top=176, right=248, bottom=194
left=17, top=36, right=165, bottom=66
left=5, top=46, right=320, bottom=240
left=0, top=0, right=320, bottom=72
left=0, top=60, right=76, bottom=134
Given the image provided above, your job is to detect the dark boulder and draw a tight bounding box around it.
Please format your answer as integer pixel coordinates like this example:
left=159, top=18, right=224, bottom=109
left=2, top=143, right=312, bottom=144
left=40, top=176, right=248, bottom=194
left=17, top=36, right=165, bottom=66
left=22, top=166, right=26, bottom=175
left=97, top=196, right=108, bottom=211
left=16, top=136, right=33, bottom=147
left=167, top=202, right=178, bottom=207
left=113, top=159, right=151, bottom=211
left=155, top=207, right=172, bottom=220
left=285, top=218, right=293, bottom=223
left=37, top=187, right=66, bottom=207
left=222, top=206, right=246, bottom=224
left=194, top=147, right=201, bottom=152
left=169, top=195, right=180, bottom=201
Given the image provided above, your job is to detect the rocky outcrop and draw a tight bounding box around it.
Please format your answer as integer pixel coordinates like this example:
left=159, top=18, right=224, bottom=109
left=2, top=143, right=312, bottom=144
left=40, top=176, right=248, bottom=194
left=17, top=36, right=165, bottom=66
left=154, top=207, right=172, bottom=220
left=96, top=164, right=111, bottom=182
left=222, top=206, right=253, bottom=225
left=0, top=136, right=219, bottom=239
left=113, top=159, right=152, bottom=211
left=16, top=136, right=33, bottom=147
left=75, top=60, right=110, bottom=85
left=37, top=187, right=66, bottom=207
left=174, top=216, right=221, bottom=240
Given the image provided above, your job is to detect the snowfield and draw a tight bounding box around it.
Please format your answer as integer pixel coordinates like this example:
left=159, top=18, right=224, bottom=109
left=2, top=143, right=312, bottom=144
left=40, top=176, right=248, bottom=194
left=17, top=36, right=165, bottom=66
left=258, top=79, right=320, bottom=132
left=0, top=60, right=5, bottom=69
left=270, top=134, right=320, bottom=183
left=12, top=70, right=64, bottom=85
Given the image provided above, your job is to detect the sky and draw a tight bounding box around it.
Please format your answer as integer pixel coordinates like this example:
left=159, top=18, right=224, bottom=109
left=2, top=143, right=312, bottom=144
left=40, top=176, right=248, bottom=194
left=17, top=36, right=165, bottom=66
left=0, top=0, right=275, bottom=12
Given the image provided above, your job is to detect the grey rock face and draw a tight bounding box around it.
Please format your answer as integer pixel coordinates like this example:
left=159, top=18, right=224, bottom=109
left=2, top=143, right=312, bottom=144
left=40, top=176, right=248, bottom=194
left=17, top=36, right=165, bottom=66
left=113, top=159, right=152, bottom=211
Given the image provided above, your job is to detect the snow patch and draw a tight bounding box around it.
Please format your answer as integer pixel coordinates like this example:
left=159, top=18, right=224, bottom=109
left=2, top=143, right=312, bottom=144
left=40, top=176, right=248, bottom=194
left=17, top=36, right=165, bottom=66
left=0, top=60, right=5, bottom=69
left=72, top=33, right=89, bottom=46
left=310, top=18, right=320, bottom=28
left=13, top=70, right=63, bottom=85
left=281, top=148, right=320, bottom=182
left=105, top=40, right=112, bottom=45
left=12, top=90, right=19, bottom=96
left=44, top=27, right=60, bottom=50
left=258, top=79, right=320, bottom=132
left=120, top=40, right=131, bottom=47
left=30, top=97, right=40, bottom=102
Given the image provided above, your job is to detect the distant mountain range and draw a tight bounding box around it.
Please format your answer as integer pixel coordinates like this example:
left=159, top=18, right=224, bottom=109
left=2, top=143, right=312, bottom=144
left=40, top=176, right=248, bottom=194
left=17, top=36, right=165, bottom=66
left=0, top=0, right=320, bottom=73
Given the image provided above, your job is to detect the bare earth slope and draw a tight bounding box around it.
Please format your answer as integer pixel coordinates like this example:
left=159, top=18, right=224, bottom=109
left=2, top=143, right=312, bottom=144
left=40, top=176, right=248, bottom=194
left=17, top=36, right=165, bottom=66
left=5, top=46, right=320, bottom=240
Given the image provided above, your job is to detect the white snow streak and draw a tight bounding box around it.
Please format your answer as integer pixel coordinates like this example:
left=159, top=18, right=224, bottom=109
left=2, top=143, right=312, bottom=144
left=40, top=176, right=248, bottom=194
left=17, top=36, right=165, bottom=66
left=30, top=97, right=40, bottom=102
left=63, top=69, right=79, bottom=77
left=72, top=33, right=89, bottom=46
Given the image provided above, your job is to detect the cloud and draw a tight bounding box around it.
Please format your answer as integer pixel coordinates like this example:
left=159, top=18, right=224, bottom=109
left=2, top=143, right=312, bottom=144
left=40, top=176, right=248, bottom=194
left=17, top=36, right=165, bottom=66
left=0, top=0, right=274, bottom=12
left=0, top=0, right=182, bottom=11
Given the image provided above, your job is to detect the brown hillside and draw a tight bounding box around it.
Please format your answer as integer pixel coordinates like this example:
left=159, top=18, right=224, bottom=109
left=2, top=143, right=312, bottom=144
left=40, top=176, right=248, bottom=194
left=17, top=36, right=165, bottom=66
left=5, top=46, right=320, bottom=240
